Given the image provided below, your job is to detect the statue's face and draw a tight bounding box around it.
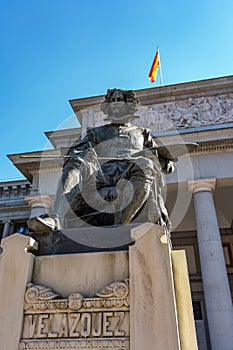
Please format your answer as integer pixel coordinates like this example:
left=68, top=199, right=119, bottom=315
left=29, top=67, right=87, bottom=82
left=108, top=90, right=127, bottom=117
left=100, top=89, right=139, bottom=123
left=108, top=90, right=135, bottom=119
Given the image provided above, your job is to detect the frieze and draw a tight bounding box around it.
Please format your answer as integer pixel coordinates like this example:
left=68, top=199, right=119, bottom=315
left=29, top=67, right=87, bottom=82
left=136, top=93, right=233, bottom=131
left=21, top=280, right=130, bottom=349
left=89, top=93, right=233, bottom=132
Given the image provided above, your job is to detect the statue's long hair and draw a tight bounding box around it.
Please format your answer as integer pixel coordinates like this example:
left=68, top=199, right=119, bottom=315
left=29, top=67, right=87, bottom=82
left=100, top=89, right=139, bottom=119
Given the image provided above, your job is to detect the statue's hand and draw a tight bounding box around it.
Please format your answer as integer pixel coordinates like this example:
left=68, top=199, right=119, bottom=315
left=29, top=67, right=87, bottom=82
left=99, top=187, right=118, bottom=202
left=159, top=158, right=175, bottom=174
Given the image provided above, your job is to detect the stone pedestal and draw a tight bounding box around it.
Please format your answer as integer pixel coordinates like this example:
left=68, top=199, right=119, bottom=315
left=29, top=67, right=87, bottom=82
left=129, top=224, right=180, bottom=350
left=0, top=224, right=197, bottom=349
left=0, top=235, right=37, bottom=350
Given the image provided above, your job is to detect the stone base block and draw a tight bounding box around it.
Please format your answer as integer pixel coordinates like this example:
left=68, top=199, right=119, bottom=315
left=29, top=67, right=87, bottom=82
left=0, top=223, right=197, bottom=349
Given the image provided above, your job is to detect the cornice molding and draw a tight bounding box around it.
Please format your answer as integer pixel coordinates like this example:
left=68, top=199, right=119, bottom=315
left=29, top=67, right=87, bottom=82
left=191, top=142, right=233, bottom=156
left=0, top=182, right=31, bottom=199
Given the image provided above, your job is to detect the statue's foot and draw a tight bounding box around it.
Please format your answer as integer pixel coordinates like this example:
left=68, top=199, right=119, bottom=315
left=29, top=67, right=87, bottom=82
left=27, top=214, right=60, bottom=233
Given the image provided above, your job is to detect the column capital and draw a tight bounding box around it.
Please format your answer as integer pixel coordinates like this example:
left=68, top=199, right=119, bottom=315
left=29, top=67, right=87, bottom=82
left=188, top=178, right=216, bottom=194
left=2, top=219, right=12, bottom=225
left=24, top=194, right=53, bottom=209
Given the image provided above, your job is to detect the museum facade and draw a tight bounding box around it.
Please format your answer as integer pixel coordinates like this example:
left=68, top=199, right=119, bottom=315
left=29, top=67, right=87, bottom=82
left=1, top=75, right=233, bottom=350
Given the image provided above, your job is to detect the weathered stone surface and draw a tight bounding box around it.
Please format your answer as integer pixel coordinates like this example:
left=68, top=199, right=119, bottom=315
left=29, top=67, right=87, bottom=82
left=33, top=250, right=129, bottom=298
left=129, top=223, right=180, bottom=350
left=0, top=234, right=36, bottom=350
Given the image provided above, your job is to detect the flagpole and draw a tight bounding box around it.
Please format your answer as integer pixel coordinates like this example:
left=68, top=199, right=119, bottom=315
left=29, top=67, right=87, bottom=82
left=158, top=47, right=164, bottom=86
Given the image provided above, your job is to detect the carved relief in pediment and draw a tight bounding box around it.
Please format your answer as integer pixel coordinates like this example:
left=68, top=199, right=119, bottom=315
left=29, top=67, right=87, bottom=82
left=135, top=93, right=233, bottom=131
left=83, top=93, right=233, bottom=133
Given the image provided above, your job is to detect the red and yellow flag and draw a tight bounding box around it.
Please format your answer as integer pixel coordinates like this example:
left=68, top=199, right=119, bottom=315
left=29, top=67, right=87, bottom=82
left=148, top=49, right=160, bottom=83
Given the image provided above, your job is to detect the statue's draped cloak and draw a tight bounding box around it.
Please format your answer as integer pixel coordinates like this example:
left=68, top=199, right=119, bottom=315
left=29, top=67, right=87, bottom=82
left=62, top=123, right=171, bottom=229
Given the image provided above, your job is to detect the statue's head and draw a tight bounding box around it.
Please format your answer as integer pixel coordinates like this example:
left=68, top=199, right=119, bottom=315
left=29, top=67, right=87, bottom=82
left=100, top=88, right=139, bottom=123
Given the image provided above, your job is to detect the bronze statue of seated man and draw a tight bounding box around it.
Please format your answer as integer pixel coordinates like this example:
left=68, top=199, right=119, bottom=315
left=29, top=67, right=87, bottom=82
left=28, top=88, right=175, bottom=233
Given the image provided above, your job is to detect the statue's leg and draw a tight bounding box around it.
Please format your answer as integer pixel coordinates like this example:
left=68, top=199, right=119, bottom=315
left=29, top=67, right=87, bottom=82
left=114, top=158, right=157, bottom=224
left=50, top=166, right=82, bottom=227
left=27, top=166, right=83, bottom=233
left=28, top=152, right=105, bottom=232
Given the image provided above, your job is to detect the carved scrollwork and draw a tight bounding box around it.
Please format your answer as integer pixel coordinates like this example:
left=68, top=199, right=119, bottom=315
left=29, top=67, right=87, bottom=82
left=24, top=279, right=130, bottom=312
left=25, top=283, right=59, bottom=303
left=22, top=282, right=130, bottom=347
left=96, top=279, right=129, bottom=299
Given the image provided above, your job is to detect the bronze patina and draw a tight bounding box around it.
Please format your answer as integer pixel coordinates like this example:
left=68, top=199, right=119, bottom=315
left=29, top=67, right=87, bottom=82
left=28, top=89, right=179, bottom=235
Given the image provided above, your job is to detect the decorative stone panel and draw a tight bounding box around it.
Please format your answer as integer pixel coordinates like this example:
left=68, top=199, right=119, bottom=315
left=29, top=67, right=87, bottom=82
left=20, top=280, right=130, bottom=350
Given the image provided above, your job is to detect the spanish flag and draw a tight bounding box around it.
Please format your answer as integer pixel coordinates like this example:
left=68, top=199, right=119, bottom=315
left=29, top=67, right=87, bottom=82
left=148, top=49, right=160, bottom=83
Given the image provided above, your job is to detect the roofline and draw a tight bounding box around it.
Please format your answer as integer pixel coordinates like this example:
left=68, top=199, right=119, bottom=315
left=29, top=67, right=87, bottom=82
left=69, top=75, right=233, bottom=113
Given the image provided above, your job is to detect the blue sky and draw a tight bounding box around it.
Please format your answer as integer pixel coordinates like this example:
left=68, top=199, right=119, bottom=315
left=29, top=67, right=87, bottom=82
left=1, top=0, right=233, bottom=181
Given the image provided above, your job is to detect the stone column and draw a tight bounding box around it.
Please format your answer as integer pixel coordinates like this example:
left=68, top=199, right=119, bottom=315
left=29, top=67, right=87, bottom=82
left=25, top=194, right=53, bottom=218
left=188, top=178, right=233, bottom=350
left=2, top=220, right=12, bottom=238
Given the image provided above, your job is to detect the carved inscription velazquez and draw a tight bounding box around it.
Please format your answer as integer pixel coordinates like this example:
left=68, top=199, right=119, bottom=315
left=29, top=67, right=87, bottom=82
left=22, top=311, right=127, bottom=339
left=20, top=280, right=130, bottom=349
